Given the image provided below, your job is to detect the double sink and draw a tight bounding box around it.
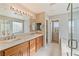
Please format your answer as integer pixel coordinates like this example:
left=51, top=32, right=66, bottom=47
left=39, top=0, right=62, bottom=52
left=0, top=33, right=40, bottom=44
left=0, top=35, right=17, bottom=43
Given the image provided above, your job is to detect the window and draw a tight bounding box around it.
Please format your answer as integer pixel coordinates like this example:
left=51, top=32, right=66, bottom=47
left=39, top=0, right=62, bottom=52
left=53, top=22, right=59, bottom=28
left=12, top=20, right=24, bottom=34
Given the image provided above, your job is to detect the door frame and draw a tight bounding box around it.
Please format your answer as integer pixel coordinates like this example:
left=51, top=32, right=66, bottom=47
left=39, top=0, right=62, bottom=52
left=45, top=19, right=49, bottom=45
left=51, top=20, right=59, bottom=43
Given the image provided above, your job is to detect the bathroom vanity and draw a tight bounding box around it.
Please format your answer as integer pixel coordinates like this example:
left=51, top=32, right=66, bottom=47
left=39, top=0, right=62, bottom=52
left=0, top=33, right=43, bottom=56
left=0, top=4, right=44, bottom=56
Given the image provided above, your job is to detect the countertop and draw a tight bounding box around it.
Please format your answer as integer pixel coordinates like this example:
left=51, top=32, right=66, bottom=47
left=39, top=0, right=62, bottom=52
left=0, top=33, right=43, bottom=51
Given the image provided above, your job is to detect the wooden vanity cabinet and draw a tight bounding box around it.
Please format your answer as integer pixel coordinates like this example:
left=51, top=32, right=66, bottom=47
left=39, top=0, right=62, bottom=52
left=29, top=39, right=36, bottom=56
left=29, top=36, right=43, bottom=55
left=40, top=36, right=43, bottom=47
left=21, top=41, right=30, bottom=56
left=36, top=36, right=43, bottom=51
left=0, top=51, right=4, bottom=56
left=4, top=44, right=21, bottom=56
left=0, top=35, right=43, bottom=56
left=3, top=41, right=30, bottom=56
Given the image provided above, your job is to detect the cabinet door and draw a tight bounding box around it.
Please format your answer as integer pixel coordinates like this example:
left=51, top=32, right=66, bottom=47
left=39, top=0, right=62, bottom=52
left=4, top=45, right=21, bottom=56
left=36, top=36, right=43, bottom=51
left=40, top=36, right=43, bottom=47
left=4, top=41, right=30, bottom=56
left=36, top=37, right=40, bottom=51
left=0, top=51, right=3, bottom=56
left=30, top=39, right=36, bottom=56
left=21, top=41, right=30, bottom=56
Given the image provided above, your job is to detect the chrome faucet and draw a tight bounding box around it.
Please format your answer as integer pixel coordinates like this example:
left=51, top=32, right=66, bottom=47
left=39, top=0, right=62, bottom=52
left=3, top=35, right=16, bottom=40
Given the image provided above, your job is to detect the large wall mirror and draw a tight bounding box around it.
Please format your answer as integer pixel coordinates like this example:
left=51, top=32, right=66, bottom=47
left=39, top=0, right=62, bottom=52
left=0, top=15, right=29, bottom=38
left=12, top=19, right=24, bottom=34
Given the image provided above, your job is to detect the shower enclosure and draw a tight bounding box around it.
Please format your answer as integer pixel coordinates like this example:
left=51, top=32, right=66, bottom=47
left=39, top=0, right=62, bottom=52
left=68, top=3, right=79, bottom=56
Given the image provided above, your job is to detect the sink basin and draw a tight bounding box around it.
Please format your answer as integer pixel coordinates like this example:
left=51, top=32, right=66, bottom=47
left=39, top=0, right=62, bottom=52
left=24, top=34, right=38, bottom=39
left=0, top=39, right=18, bottom=44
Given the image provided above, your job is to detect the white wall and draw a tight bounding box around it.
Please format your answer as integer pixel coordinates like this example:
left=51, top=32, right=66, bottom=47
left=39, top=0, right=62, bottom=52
left=45, top=17, right=52, bottom=44
left=24, top=16, right=30, bottom=33
left=48, top=19, right=52, bottom=43
left=0, top=4, right=29, bottom=20
left=59, top=14, right=70, bottom=56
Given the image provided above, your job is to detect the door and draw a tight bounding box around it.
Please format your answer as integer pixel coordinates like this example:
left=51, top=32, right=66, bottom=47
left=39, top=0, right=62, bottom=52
left=68, top=3, right=79, bottom=56
left=52, top=21, right=59, bottom=43
left=71, top=3, right=79, bottom=56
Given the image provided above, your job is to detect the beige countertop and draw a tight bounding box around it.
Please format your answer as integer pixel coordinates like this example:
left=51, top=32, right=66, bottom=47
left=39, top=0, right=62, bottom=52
left=0, top=33, right=43, bottom=51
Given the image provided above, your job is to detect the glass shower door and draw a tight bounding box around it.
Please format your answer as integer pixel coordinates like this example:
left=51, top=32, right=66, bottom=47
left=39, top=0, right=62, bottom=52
left=68, top=3, right=79, bottom=56
left=72, top=3, right=79, bottom=56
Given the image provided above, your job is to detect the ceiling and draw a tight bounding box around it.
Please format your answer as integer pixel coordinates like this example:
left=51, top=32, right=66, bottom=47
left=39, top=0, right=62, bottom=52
left=20, top=3, right=68, bottom=16
left=18, top=3, right=79, bottom=16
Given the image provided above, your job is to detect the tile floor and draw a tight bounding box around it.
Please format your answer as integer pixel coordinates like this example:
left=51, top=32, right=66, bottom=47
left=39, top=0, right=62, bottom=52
left=34, top=42, right=61, bottom=56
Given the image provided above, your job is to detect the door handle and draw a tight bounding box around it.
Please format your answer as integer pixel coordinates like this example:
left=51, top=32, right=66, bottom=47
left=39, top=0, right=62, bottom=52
left=68, top=39, right=78, bottom=49
left=72, top=40, right=78, bottom=49
left=66, top=52, right=69, bottom=56
left=68, top=39, right=71, bottom=48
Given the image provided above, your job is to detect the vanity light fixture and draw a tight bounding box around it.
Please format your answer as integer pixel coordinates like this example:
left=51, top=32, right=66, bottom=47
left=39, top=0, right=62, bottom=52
left=10, top=6, right=26, bottom=16
left=9, top=6, right=36, bottom=19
